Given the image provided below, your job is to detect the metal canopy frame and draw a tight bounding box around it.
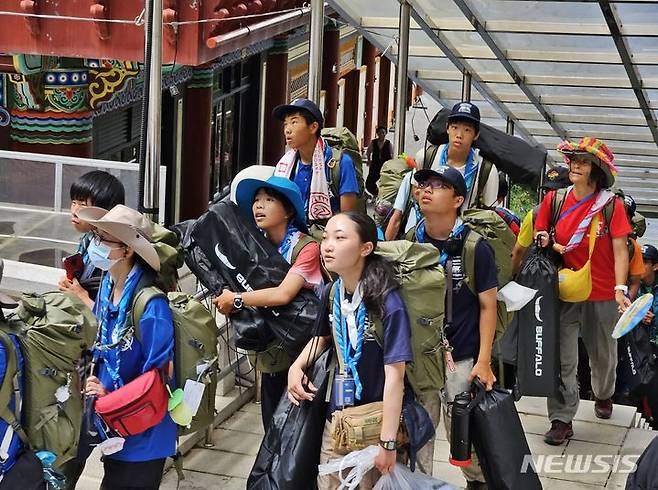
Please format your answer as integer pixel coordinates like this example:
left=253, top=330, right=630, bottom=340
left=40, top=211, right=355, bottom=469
left=327, top=0, right=658, bottom=212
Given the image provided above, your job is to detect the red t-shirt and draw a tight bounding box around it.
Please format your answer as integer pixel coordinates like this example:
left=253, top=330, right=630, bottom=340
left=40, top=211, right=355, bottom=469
left=535, top=190, right=632, bottom=301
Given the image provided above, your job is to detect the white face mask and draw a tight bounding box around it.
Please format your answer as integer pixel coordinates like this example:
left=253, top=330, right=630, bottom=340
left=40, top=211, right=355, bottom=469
left=87, top=240, right=122, bottom=271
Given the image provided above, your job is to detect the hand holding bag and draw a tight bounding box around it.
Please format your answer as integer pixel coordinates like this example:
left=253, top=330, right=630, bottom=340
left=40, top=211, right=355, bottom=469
left=557, top=215, right=598, bottom=303
left=94, top=368, right=168, bottom=437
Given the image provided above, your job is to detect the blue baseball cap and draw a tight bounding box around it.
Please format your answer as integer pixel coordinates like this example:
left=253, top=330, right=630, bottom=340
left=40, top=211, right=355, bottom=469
left=273, top=98, right=324, bottom=126
left=414, top=166, right=468, bottom=198
left=642, top=244, right=658, bottom=264
left=235, top=175, right=308, bottom=233
left=448, top=102, right=480, bottom=128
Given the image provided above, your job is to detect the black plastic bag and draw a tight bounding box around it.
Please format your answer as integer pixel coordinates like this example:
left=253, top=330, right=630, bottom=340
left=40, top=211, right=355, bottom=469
left=471, top=382, right=542, bottom=490
left=0, top=450, right=46, bottom=490
left=174, top=199, right=320, bottom=357
left=618, top=324, right=657, bottom=396
left=426, top=108, right=546, bottom=186
left=515, top=246, right=560, bottom=398
left=247, top=348, right=332, bottom=490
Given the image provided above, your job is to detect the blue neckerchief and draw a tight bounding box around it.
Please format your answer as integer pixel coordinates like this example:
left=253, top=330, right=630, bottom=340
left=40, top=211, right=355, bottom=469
left=78, top=233, right=92, bottom=266
left=95, top=265, right=144, bottom=389
left=332, top=279, right=367, bottom=400
left=559, top=186, right=596, bottom=220
left=277, top=222, right=301, bottom=264
left=416, top=218, right=465, bottom=267
left=439, top=144, right=477, bottom=193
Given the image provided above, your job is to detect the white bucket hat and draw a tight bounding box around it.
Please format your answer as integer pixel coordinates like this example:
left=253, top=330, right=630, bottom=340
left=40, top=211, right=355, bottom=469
left=77, top=205, right=160, bottom=271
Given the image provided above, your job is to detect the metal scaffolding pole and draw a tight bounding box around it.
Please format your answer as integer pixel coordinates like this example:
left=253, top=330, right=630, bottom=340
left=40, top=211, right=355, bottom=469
left=505, top=117, right=514, bottom=207
left=143, top=0, right=162, bottom=222
left=461, top=69, right=472, bottom=102
left=308, top=0, right=324, bottom=103
left=394, top=0, right=410, bottom=155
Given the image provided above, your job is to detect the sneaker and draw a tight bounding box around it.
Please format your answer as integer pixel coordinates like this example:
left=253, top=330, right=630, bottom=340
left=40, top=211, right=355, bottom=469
left=543, top=420, right=573, bottom=445
left=466, top=482, right=488, bottom=490
left=595, top=398, right=613, bottom=419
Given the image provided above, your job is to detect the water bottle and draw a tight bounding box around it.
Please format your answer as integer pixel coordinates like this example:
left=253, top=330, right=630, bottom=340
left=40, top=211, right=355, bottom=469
left=449, top=391, right=472, bottom=467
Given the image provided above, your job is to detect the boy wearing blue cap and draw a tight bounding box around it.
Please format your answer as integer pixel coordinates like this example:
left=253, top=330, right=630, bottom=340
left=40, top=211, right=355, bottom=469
left=640, top=244, right=658, bottom=341
left=386, top=102, right=500, bottom=240
left=272, top=99, right=360, bottom=227
left=409, top=166, right=497, bottom=489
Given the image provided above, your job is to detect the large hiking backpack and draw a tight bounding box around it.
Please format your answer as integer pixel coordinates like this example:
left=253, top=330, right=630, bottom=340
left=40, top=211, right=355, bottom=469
left=406, top=209, right=516, bottom=340
left=330, top=241, right=447, bottom=395
left=130, top=288, right=219, bottom=435
left=151, top=221, right=185, bottom=293
left=1, top=292, right=97, bottom=469
left=373, top=156, right=416, bottom=229
left=321, top=127, right=366, bottom=214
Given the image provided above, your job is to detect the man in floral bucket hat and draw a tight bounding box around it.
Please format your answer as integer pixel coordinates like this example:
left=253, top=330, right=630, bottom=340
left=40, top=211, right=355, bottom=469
left=533, top=137, right=633, bottom=445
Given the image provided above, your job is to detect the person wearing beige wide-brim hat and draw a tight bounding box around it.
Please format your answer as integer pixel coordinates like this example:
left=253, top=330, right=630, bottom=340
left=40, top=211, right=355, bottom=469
left=75, top=204, right=176, bottom=489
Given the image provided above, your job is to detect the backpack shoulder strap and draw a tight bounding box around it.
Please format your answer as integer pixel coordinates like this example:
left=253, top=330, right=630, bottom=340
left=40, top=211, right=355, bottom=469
left=476, top=159, right=493, bottom=208
left=424, top=144, right=439, bottom=170
left=550, top=188, right=569, bottom=230
left=462, top=229, right=483, bottom=296
left=327, top=147, right=342, bottom=199
left=602, top=196, right=617, bottom=229
left=291, top=235, right=316, bottom=265
left=130, top=286, right=167, bottom=342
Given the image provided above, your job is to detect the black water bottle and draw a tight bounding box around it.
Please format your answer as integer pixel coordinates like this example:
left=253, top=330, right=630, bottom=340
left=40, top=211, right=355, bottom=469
left=450, top=391, right=472, bottom=467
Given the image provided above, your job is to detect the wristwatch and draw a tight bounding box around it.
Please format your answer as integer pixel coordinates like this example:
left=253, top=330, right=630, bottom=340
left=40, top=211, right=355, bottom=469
left=379, top=439, right=396, bottom=451
left=233, top=293, right=244, bottom=310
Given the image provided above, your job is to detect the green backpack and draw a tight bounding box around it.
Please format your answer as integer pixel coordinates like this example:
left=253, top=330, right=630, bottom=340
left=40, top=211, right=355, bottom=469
left=330, top=241, right=447, bottom=395
left=151, top=221, right=185, bottom=293
left=321, top=127, right=367, bottom=215
left=407, top=209, right=516, bottom=340
left=130, top=289, right=219, bottom=436
left=1, top=291, right=97, bottom=469
left=373, top=157, right=416, bottom=229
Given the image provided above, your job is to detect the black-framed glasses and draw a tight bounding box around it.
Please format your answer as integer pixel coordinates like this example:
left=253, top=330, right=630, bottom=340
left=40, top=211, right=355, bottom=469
left=418, top=180, right=452, bottom=191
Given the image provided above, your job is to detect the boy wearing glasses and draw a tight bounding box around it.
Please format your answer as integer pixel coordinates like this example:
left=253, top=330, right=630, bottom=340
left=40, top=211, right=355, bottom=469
left=58, top=170, right=125, bottom=309
left=410, top=167, right=497, bottom=489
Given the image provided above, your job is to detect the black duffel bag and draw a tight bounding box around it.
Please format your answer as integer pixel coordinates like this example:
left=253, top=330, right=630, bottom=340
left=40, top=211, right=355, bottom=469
left=0, top=450, right=46, bottom=490
left=426, top=108, right=546, bottom=186
left=176, top=199, right=320, bottom=357
left=515, top=245, right=560, bottom=398
left=471, top=381, right=542, bottom=490
left=618, top=323, right=657, bottom=396
left=247, top=347, right=332, bottom=490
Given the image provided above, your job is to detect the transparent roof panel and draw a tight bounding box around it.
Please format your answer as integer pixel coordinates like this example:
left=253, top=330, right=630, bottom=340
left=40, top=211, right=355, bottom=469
left=467, top=0, right=605, bottom=26
left=615, top=3, right=658, bottom=34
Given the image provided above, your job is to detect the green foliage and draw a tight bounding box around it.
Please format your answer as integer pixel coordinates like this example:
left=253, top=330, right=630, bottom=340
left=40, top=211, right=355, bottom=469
left=509, top=183, right=538, bottom=217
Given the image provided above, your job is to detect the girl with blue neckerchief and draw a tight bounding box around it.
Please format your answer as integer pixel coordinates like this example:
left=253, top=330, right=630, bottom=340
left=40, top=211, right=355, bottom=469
left=77, top=204, right=175, bottom=490
left=287, top=212, right=412, bottom=489
left=213, top=175, right=323, bottom=430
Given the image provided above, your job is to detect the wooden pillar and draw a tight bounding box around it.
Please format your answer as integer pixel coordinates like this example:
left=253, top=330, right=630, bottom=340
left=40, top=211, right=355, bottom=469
left=263, top=38, right=289, bottom=165
left=377, top=56, right=391, bottom=128
left=321, top=25, right=340, bottom=127
left=362, top=39, right=377, bottom=144
left=180, top=67, right=214, bottom=220
left=342, top=70, right=359, bottom=135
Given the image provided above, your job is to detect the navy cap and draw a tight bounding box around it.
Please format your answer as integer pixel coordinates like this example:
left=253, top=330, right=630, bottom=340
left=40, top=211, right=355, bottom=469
left=642, top=244, right=658, bottom=263
left=448, top=102, right=480, bottom=127
left=541, top=165, right=571, bottom=191
left=414, top=166, right=468, bottom=198
left=273, top=98, right=324, bottom=126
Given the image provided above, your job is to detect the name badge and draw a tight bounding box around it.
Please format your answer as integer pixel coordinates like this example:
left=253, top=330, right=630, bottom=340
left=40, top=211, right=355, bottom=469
left=333, top=374, right=355, bottom=408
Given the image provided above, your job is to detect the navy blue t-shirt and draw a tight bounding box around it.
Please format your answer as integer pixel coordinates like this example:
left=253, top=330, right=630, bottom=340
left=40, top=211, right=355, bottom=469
left=425, top=231, right=498, bottom=361
left=319, top=289, right=413, bottom=414
left=293, top=143, right=359, bottom=216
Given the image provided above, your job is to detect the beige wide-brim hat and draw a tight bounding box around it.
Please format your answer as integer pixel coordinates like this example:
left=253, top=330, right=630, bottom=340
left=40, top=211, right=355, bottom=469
left=77, top=205, right=160, bottom=272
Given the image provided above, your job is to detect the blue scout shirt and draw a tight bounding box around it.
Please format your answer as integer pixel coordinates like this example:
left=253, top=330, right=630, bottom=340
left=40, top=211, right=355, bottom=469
left=318, top=289, right=413, bottom=415
left=93, top=273, right=176, bottom=462
left=293, top=143, right=359, bottom=216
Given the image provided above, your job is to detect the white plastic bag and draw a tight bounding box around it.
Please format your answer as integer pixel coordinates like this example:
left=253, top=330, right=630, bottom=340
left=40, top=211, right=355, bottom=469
left=317, top=445, right=379, bottom=490
left=497, top=281, right=538, bottom=312
left=373, top=463, right=455, bottom=490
